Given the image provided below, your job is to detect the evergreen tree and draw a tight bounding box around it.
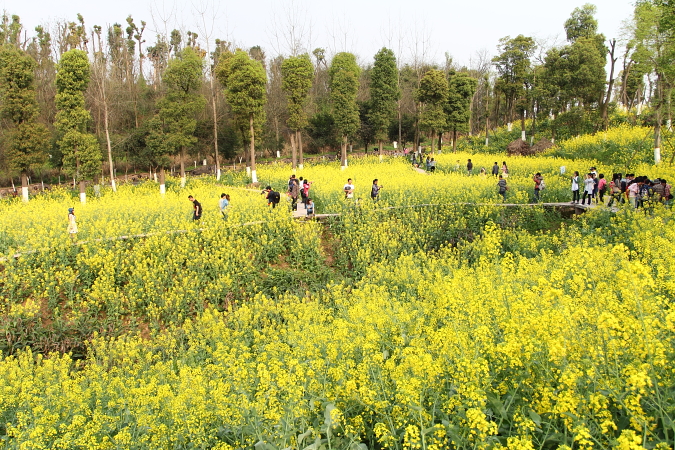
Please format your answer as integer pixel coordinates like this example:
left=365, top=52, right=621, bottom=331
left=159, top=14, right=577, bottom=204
left=281, top=53, right=313, bottom=169
left=0, top=44, right=50, bottom=201
left=329, top=52, right=360, bottom=168
left=492, top=35, right=536, bottom=137
left=55, top=49, right=101, bottom=203
left=417, top=69, right=448, bottom=153
left=146, top=46, right=205, bottom=192
left=368, top=48, right=399, bottom=157
left=217, top=49, right=267, bottom=183
left=445, top=71, right=477, bottom=152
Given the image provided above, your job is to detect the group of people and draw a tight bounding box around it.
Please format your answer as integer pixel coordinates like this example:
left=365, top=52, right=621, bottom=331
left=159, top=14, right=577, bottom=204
left=343, top=178, right=384, bottom=202
left=568, top=169, right=673, bottom=209
left=261, top=175, right=315, bottom=216
left=187, top=193, right=230, bottom=221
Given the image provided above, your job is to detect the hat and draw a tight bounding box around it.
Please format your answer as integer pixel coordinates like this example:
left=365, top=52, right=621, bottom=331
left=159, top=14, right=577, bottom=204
left=68, top=207, right=74, bottom=213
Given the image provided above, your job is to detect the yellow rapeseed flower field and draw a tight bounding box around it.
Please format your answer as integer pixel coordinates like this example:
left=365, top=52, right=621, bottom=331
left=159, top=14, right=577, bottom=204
left=1, top=151, right=675, bottom=449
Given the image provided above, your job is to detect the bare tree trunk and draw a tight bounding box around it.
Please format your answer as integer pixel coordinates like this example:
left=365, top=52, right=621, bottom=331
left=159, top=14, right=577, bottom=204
left=211, top=89, right=221, bottom=180
left=437, top=133, right=442, bottom=153
left=452, top=129, right=458, bottom=152
left=250, top=113, right=258, bottom=183
left=298, top=130, right=304, bottom=169
left=379, top=139, right=383, bottom=160
left=159, top=167, right=166, bottom=194
left=79, top=181, right=87, bottom=204
left=103, top=103, right=116, bottom=192
left=21, top=173, right=29, bottom=202
left=180, top=147, right=186, bottom=188
left=290, top=131, right=297, bottom=170
left=601, top=39, right=617, bottom=131
left=655, top=73, right=663, bottom=164
left=521, top=112, right=526, bottom=141
left=341, top=135, right=348, bottom=168
left=398, top=103, right=402, bottom=148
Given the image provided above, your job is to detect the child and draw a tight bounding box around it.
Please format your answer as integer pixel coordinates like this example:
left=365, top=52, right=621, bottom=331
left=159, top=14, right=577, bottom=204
left=67, top=207, right=78, bottom=242
left=306, top=198, right=315, bottom=218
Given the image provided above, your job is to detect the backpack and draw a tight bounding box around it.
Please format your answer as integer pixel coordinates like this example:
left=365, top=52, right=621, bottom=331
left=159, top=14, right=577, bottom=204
left=269, top=191, right=280, bottom=203
left=539, top=179, right=546, bottom=190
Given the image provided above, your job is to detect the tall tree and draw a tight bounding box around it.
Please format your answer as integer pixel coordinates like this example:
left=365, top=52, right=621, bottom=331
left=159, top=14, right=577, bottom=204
left=445, top=71, right=477, bottom=152
left=416, top=69, right=448, bottom=154
left=281, top=53, right=313, bottom=169
left=0, top=45, right=50, bottom=201
left=368, top=47, right=400, bottom=158
left=55, top=49, right=101, bottom=204
left=492, top=35, right=536, bottom=137
left=631, top=0, right=675, bottom=163
left=217, top=49, right=267, bottom=183
left=147, top=47, right=205, bottom=192
left=329, top=52, right=360, bottom=168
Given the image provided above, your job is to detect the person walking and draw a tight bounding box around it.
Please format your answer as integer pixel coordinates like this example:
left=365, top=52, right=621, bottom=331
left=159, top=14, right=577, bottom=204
left=497, top=175, right=508, bottom=202
left=491, top=162, right=499, bottom=177
left=533, top=173, right=543, bottom=202
left=501, top=161, right=509, bottom=176
left=371, top=179, right=383, bottom=202
left=597, top=174, right=607, bottom=205
left=188, top=195, right=202, bottom=220
left=219, top=193, right=230, bottom=219
left=467, top=159, right=473, bottom=175
left=67, top=207, right=78, bottom=242
left=429, top=158, right=436, bottom=172
left=581, top=173, right=594, bottom=206
left=288, top=178, right=299, bottom=210
left=571, top=171, right=580, bottom=204
left=263, top=186, right=281, bottom=209
left=301, top=179, right=311, bottom=205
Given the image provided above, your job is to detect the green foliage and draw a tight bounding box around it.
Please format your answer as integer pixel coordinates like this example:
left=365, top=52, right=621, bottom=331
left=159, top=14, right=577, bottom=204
left=445, top=71, right=477, bottom=133
left=145, top=47, right=206, bottom=167
left=281, top=53, right=313, bottom=131
left=216, top=49, right=267, bottom=127
left=493, top=35, right=536, bottom=118
left=329, top=52, right=361, bottom=140
left=417, top=69, right=448, bottom=134
left=564, top=3, right=599, bottom=42
left=307, top=109, right=339, bottom=151
left=0, top=45, right=49, bottom=174
left=55, top=49, right=101, bottom=181
left=368, top=47, right=399, bottom=143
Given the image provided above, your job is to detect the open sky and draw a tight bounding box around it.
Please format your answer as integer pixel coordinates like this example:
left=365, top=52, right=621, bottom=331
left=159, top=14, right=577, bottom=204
left=5, top=0, right=635, bottom=67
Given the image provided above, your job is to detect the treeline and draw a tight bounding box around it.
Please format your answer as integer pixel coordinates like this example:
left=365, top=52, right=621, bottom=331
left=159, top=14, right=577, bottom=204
left=0, top=1, right=674, bottom=200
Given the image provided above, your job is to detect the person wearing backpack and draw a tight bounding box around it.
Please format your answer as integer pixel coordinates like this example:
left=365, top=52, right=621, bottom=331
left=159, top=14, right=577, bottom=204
left=264, top=186, right=281, bottom=209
